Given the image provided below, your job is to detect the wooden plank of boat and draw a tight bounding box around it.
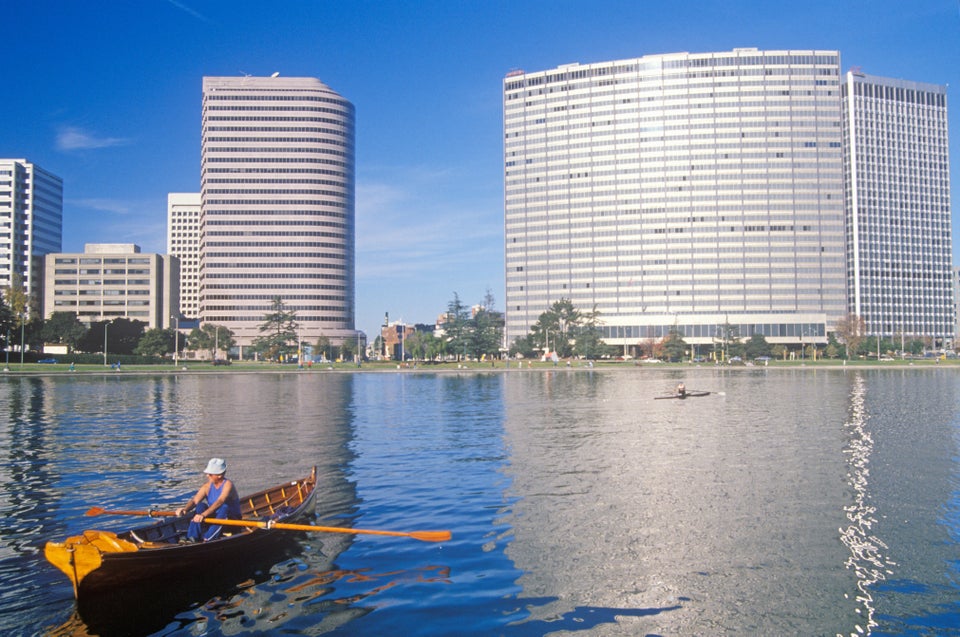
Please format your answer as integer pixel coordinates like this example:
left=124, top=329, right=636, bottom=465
left=45, top=466, right=318, bottom=600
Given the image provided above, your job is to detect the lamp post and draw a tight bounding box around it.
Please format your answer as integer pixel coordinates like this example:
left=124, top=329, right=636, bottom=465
left=20, top=313, right=25, bottom=365
left=103, top=322, right=108, bottom=366
left=171, top=315, right=179, bottom=366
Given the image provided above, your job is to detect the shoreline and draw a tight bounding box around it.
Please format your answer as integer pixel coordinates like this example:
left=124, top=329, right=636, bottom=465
left=3, top=358, right=959, bottom=377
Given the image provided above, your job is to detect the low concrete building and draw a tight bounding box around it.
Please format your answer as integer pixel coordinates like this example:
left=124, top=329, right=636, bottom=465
left=44, top=243, right=179, bottom=329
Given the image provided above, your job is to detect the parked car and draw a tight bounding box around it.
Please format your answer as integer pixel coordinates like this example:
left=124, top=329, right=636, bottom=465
left=754, top=356, right=772, bottom=362
left=37, top=358, right=58, bottom=364
left=212, top=359, right=232, bottom=366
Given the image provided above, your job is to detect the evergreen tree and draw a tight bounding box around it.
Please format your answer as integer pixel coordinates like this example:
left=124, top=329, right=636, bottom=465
left=252, top=296, right=299, bottom=361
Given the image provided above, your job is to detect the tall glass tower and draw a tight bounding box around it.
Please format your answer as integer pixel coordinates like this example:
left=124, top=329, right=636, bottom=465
left=0, top=159, right=62, bottom=315
left=503, top=49, right=846, bottom=352
left=842, top=72, right=953, bottom=347
left=200, top=76, right=356, bottom=351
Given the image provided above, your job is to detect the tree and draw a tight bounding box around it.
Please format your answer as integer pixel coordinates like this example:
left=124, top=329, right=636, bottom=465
left=509, top=333, right=538, bottom=359
left=42, top=312, right=88, bottom=350
left=530, top=298, right=581, bottom=358
left=573, top=304, right=609, bottom=360
left=189, top=323, right=235, bottom=359
left=252, top=297, right=299, bottom=361
left=834, top=314, right=866, bottom=360
left=743, top=333, right=772, bottom=359
left=314, top=333, right=332, bottom=361
left=76, top=318, right=147, bottom=355
left=713, top=319, right=740, bottom=361
left=136, top=328, right=176, bottom=358
left=661, top=326, right=688, bottom=362
left=444, top=293, right=471, bottom=361
left=0, top=294, right=12, bottom=354
left=469, top=290, right=505, bottom=360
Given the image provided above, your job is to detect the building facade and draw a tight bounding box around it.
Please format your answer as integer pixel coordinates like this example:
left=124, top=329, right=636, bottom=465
left=842, top=72, right=953, bottom=347
left=200, top=75, right=357, bottom=351
left=167, top=192, right=201, bottom=320
left=44, top=244, right=179, bottom=329
left=0, top=159, right=62, bottom=315
left=503, top=49, right=847, bottom=351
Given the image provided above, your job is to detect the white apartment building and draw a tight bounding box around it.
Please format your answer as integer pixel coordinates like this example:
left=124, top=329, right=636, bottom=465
left=200, top=75, right=357, bottom=351
left=44, top=244, right=179, bottom=329
left=503, top=49, right=847, bottom=351
left=167, top=192, right=201, bottom=320
left=842, top=72, right=953, bottom=347
left=0, top=159, right=62, bottom=315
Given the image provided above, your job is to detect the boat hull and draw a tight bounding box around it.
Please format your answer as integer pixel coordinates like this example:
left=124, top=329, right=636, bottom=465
left=45, top=467, right=317, bottom=601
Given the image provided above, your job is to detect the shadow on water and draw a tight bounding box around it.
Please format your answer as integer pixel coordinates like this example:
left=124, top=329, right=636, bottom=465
left=501, top=597, right=684, bottom=636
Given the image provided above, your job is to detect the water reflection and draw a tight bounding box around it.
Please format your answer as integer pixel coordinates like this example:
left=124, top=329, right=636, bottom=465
left=500, top=369, right=861, bottom=635
left=2, top=370, right=960, bottom=635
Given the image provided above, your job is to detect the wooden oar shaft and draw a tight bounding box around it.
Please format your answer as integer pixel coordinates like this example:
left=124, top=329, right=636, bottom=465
left=206, top=517, right=452, bottom=542
left=85, top=507, right=177, bottom=517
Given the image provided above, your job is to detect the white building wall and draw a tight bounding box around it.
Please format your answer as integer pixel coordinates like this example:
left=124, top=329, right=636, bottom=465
left=200, top=76, right=356, bottom=348
left=44, top=244, right=178, bottom=330
left=0, top=159, right=63, bottom=315
left=504, top=50, right=846, bottom=348
left=842, top=72, right=953, bottom=346
left=167, top=192, right=201, bottom=320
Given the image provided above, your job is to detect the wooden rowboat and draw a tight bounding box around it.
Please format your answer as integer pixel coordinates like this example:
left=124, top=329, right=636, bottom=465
left=45, top=467, right=318, bottom=600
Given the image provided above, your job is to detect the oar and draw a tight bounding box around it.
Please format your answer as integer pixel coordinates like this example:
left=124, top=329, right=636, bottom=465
left=205, top=517, right=452, bottom=543
left=85, top=507, right=177, bottom=517
left=84, top=507, right=451, bottom=543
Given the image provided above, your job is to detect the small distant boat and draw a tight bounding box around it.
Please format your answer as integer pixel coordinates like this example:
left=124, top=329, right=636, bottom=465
left=45, top=467, right=317, bottom=601
left=655, top=390, right=714, bottom=400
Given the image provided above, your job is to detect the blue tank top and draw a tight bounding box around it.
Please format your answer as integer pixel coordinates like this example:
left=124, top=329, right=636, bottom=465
left=208, top=479, right=242, bottom=519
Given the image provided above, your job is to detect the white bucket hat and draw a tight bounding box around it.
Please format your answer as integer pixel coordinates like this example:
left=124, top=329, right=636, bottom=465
left=204, top=458, right=227, bottom=475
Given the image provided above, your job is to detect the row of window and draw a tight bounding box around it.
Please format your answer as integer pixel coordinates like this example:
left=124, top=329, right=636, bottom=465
left=203, top=146, right=351, bottom=158
left=54, top=288, right=151, bottom=294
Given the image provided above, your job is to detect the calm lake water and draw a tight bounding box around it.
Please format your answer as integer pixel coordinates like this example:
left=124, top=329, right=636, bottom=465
left=1, top=367, right=959, bottom=636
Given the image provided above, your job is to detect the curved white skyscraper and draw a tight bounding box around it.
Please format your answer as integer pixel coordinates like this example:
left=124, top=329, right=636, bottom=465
left=200, top=76, right=356, bottom=350
left=503, top=49, right=846, bottom=351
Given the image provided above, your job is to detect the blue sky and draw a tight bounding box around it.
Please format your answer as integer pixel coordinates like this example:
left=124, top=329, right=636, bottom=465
left=3, top=1, right=958, bottom=338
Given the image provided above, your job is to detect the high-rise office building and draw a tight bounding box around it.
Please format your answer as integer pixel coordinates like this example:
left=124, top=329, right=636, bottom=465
left=0, top=159, right=62, bottom=316
left=842, top=72, right=953, bottom=347
left=200, top=75, right=357, bottom=351
left=503, top=49, right=846, bottom=351
left=167, top=192, right=201, bottom=320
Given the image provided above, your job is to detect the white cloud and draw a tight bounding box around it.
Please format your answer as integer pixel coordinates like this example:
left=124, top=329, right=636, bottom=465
left=70, top=198, right=134, bottom=215
left=56, top=126, right=130, bottom=151
left=165, top=0, right=213, bottom=24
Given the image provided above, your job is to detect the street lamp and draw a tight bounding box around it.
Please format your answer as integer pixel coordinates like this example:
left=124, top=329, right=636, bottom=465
left=171, top=315, right=179, bottom=366
left=20, top=313, right=25, bottom=365
left=103, top=322, right=109, bottom=366
left=214, top=325, right=220, bottom=361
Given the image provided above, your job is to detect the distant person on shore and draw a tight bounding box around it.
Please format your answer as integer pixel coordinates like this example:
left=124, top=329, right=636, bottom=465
left=176, top=458, right=241, bottom=542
